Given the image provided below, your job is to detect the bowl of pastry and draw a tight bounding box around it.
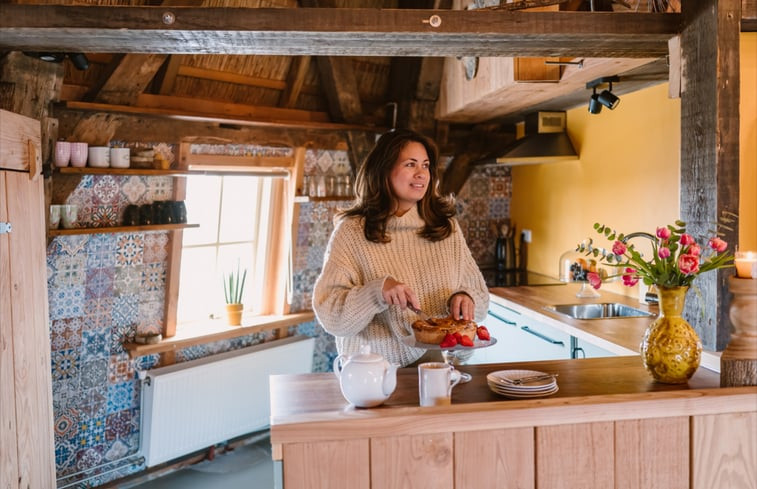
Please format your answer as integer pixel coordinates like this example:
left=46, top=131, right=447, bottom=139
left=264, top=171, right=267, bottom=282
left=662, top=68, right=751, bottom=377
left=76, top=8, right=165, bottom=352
left=411, top=317, right=477, bottom=346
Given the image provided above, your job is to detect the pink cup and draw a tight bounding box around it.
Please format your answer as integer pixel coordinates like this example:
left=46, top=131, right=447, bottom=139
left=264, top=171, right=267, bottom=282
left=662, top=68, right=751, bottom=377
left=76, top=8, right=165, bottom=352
left=54, top=141, right=71, bottom=167
left=70, top=142, right=88, bottom=167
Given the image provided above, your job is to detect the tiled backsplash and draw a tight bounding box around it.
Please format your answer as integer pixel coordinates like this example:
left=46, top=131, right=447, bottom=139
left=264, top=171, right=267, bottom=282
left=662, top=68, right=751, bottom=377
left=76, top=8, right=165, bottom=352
left=47, top=147, right=510, bottom=486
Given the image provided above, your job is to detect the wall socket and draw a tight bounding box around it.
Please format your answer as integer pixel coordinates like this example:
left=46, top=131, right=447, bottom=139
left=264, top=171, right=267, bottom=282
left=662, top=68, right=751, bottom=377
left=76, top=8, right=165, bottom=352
left=522, top=229, right=532, bottom=243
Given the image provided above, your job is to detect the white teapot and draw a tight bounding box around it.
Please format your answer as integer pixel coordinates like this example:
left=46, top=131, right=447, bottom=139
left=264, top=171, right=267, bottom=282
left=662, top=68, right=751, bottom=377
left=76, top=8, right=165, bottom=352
left=333, top=345, right=399, bottom=408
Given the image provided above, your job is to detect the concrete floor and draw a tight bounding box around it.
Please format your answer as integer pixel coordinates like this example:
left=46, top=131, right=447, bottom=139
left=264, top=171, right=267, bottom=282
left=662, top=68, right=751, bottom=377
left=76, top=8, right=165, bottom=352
left=123, top=436, right=277, bottom=489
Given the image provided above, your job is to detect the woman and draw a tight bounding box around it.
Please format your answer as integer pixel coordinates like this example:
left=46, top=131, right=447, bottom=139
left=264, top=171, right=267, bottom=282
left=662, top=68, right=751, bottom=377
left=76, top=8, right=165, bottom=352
left=313, top=129, right=489, bottom=367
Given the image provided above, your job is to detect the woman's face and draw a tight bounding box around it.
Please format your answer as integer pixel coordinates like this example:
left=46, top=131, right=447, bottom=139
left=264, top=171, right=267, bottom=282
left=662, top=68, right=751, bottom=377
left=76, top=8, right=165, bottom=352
left=389, top=141, right=430, bottom=215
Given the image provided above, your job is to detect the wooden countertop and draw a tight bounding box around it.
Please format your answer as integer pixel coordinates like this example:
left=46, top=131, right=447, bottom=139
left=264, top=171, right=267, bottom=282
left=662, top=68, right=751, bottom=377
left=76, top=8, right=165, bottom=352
left=269, top=356, right=755, bottom=448
left=488, top=284, right=721, bottom=371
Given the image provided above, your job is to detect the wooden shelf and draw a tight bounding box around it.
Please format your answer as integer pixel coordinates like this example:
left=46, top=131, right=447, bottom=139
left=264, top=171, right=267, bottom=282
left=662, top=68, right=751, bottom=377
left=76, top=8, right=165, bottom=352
left=48, top=223, right=198, bottom=236
left=55, top=167, right=277, bottom=177
left=294, top=195, right=354, bottom=203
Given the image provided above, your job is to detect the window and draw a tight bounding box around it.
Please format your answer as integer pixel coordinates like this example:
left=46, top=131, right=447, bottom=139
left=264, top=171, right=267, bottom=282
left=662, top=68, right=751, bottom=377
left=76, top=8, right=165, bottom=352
left=176, top=173, right=282, bottom=324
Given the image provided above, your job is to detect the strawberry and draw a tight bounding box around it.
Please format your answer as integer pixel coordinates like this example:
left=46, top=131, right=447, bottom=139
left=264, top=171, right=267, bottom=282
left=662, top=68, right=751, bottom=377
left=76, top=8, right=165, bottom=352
left=439, top=333, right=458, bottom=348
left=476, top=326, right=490, bottom=341
left=459, top=335, right=474, bottom=347
left=453, top=332, right=463, bottom=343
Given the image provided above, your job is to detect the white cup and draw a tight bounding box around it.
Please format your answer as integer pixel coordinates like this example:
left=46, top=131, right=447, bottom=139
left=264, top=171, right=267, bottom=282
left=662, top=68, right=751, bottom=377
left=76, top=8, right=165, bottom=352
left=70, top=142, right=88, bottom=167
left=49, top=205, right=61, bottom=229
left=54, top=141, right=71, bottom=167
left=110, top=147, right=130, bottom=168
left=88, top=146, right=110, bottom=168
left=418, top=362, right=461, bottom=407
left=60, top=205, right=78, bottom=229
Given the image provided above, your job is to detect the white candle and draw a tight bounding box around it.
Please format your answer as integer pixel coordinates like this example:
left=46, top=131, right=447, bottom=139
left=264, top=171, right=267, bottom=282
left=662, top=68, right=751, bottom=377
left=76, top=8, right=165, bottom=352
left=734, top=251, right=757, bottom=279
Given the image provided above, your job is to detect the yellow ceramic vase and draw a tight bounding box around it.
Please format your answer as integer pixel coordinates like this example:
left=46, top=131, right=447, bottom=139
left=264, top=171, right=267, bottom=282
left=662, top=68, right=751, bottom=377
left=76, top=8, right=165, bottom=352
left=640, top=286, right=702, bottom=384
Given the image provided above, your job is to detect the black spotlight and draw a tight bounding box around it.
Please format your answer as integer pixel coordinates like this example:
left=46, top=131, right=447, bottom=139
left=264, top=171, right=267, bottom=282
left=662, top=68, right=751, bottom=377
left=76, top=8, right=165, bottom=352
left=597, top=88, right=620, bottom=110
left=588, top=88, right=602, bottom=114
left=68, top=53, right=89, bottom=71
left=586, top=75, right=620, bottom=114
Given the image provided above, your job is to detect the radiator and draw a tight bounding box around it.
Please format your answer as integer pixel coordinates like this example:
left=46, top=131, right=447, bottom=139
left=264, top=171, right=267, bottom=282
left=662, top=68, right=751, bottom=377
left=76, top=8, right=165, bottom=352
left=140, top=335, right=314, bottom=467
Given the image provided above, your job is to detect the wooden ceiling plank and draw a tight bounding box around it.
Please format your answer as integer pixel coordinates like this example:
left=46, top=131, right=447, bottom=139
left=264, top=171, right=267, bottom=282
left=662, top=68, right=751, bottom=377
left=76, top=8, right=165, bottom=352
left=136, top=93, right=330, bottom=122
left=280, top=56, right=312, bottom=109
left=91, top=53, right=168, bottom=105
left=59, top=100, right=381, bottom=132
left=0, top=6, right=681, bottom=57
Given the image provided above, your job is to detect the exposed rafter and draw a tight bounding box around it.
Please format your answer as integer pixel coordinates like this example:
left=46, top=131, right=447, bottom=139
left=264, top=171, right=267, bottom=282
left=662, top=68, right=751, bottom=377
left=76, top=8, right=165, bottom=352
left=0, top=6, right=680, bottom=57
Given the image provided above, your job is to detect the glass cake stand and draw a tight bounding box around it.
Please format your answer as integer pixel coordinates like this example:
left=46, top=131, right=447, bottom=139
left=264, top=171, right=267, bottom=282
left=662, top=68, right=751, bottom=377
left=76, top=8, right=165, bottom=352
left=401, top=335, right=497, bottom=383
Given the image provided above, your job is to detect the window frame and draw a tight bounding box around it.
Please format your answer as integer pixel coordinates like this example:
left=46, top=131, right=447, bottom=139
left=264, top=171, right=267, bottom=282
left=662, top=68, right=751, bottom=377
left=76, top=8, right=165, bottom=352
left=161, top=144, right=303, bottom=340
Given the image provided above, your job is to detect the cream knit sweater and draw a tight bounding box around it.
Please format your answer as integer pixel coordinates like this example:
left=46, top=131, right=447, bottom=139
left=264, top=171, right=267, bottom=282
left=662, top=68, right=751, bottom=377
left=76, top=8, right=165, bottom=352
left=313, top=206, right=489, bottom=367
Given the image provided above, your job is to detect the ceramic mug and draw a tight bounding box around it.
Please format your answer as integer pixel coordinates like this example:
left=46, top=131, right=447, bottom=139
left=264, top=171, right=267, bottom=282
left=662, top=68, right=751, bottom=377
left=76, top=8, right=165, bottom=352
left=88, top=146, right=110, bottom=168
left=48, top=205, right=61, bottom=229
left=418, top=362, right=461, bottom=407
left=70, top=143, right=88, bottom=167
left=54, top=141, right=71, bottom=167
left=110, top=147, right=130, bottom=169
left=60, top=205, right=78, bottom=229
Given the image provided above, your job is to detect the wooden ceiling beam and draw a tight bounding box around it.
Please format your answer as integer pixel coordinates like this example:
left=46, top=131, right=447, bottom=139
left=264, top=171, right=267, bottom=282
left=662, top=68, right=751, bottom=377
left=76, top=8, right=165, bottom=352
left=0, top=6, right=680, bottom=57
left=280, top=56, right=312, bottom=109
left=89, top=53, right=167, bottom=105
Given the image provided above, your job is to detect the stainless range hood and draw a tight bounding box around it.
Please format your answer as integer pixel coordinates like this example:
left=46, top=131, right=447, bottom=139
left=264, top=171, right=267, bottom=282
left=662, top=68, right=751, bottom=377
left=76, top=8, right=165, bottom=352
left=496, top=111, right=578, bottom=165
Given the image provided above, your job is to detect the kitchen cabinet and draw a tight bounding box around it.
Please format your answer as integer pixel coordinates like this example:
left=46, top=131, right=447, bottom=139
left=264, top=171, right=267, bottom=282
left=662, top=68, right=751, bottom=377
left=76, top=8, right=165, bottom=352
left=0, top=109, right=56, bottom=488
left=468, top=301, right=614, bottom=364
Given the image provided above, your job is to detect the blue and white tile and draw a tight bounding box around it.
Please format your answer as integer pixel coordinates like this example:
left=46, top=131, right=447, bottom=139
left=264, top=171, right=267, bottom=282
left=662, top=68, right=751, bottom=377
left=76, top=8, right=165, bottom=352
left=81, top=329, right=109, bottom=361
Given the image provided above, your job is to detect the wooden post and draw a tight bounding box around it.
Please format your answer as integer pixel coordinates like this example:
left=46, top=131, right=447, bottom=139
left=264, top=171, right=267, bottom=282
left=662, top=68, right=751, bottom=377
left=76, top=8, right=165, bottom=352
left=721, top=276, right=757, bottom=387
left=679, top=0, right=741, bottom=350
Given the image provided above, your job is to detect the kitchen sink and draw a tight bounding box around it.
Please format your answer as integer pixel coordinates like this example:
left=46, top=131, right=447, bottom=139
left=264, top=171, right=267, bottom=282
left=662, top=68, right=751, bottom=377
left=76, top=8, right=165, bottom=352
left=545, top=303, right=654, bottom=320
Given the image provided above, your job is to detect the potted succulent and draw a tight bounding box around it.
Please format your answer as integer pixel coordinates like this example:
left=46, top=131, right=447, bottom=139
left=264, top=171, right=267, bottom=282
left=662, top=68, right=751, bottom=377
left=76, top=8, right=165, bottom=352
left=223, top=262, right=247, bottom=326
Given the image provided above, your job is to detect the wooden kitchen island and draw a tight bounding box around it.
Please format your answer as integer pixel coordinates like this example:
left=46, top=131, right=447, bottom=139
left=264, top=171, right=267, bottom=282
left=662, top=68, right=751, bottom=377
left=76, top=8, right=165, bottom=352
left=269, top=356, right=756, bottom=489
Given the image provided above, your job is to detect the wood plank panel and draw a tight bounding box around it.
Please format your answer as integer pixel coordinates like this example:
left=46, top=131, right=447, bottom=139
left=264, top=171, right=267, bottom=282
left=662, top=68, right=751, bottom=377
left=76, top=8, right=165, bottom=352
left=6, top=170, right=56, bottom=488
left=615, top=417, right=689, bottom=489
left=692, top=412, right=757, bottom=489
left=0, top=109, right=40, bottom=171
left=282, top=439, right=369, bottom=489
left=0, top=170, right=20, bottom=489
left=536, top=422, right=614, bottom=489
left=455, top=428, right=534, bottom=489
left=0, top=6, right=679, bottom=57
left=371, top=433, right=454, bottom=489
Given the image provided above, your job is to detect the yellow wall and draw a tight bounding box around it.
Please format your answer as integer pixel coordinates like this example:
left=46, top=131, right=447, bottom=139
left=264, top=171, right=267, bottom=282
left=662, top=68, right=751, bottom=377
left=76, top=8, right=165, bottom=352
left=740, top=33, right=757, bottom=250
left=511, top=33, right=757, bottom=296
left=511, top=83, right=680, bottom=296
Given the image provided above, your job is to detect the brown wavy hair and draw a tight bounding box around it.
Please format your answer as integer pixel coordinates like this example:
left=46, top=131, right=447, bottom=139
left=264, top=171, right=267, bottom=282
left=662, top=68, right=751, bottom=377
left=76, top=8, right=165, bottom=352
left=339, top=129, right=456, bottom=243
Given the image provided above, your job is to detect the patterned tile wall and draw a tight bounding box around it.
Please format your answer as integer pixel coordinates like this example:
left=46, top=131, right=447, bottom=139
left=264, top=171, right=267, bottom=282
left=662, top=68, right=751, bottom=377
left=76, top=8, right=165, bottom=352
left=47, top=146, right=510, bottom=487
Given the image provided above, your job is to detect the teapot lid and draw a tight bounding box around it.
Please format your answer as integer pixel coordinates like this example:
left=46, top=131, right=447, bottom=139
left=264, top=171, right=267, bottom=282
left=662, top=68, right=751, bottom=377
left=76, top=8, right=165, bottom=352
left=349, top=345, right=384, bottom=363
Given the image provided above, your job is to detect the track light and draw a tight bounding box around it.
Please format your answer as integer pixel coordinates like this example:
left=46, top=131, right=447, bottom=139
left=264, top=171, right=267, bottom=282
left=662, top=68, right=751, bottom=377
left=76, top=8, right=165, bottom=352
left=22, top=52, right=90, bottom=70
left=598, top=87, right=620, bottom=110
left=586, top=75, right=620, bottom=114
left=588, top=88, right=603, bottom=114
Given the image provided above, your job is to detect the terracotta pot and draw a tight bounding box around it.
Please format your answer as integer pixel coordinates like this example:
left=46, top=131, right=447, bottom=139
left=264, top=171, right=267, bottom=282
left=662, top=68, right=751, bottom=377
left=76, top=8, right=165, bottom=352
left=225, top=303, right=243, bottom=326
left=640, top=286, right=702, bottom=384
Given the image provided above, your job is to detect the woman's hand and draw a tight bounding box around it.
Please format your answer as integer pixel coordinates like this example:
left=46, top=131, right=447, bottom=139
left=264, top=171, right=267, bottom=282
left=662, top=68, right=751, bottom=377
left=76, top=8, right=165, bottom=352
left=382, top=277, right=419, bottom=310
left=448, top=292, right=475, bottom=321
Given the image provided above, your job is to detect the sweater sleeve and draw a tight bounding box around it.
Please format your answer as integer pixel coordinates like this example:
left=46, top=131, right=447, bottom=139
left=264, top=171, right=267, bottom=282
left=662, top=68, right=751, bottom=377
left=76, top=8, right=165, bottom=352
left=312, top=219, right=390, bottom=338
left=450, top=220, right=490, bottom=322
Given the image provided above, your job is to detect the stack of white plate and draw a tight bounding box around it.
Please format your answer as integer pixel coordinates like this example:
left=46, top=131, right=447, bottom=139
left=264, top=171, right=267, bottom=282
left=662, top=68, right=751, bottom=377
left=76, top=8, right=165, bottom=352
left=486, top=369, right=559, bottom=399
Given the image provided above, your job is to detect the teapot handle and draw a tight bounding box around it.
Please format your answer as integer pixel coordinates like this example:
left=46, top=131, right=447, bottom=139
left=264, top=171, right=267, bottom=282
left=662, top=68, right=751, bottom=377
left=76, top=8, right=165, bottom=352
left=333, top=355, right=346, bottom=378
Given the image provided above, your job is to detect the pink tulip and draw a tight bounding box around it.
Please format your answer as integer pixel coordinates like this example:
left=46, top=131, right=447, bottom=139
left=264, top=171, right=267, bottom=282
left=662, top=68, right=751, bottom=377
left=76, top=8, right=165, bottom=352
left=709, top=237, right=728, bottom=252
left=622, top=269, right=639, bottom=287
left=680, top=233, right=696, bottom=246
left=656, top=227, right=671, bottom=239
left=678, top=254, right=700, bottom=275
left=612, top=240, right=627, bottom=256
left=658, top=247, right=671, bottom=259
left=587, top=272, right=602, bottom=290
left=688, top=243, right=701, bottom=256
